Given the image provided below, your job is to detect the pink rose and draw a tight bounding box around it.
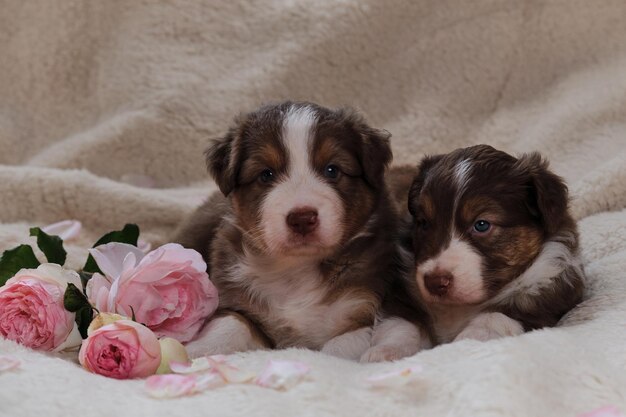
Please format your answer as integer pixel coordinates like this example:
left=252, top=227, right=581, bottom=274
left=0, top=264, right=82, bottom=351
left=86, top=243, right=218, bottom=342
left=79, top=319, right=161, bottom=379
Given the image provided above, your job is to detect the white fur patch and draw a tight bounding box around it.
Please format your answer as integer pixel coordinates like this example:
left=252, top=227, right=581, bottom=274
left=454, top=312, right=524, bottom=342
left=184, top=315, right=265, bottom=358
left=428, top=303, right=482, bottom=343
left=453, top=159, right=472, bottom=212
left=453, top=159, right=472, bottom=192
left=360, top=317, right=429, bottom=363
left=321, top=327, right=372, bottom=360
left=260, top=105, right=344, bottom=255
left=490, top=232, right=582, bottom=306
left=228, top=255, right=378, bottom=349
left=416, top=237, right=486, bottom=304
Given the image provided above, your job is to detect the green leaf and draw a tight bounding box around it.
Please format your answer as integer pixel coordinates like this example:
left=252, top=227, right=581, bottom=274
left=0, top=245, right=41, bottom=286
left=83, top=224, right=140, bottom=274
left=64, top=282, right=94, bottom=339
left=75, top=306, right=94, bottom=339
left=29, top=227, right=67, bottom=266
left=63, top=282, right=91, bottom=312
left=78, top=271, right=93, bottom=291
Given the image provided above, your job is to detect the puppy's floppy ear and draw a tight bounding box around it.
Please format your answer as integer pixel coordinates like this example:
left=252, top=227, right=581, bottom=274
left=205, top=118, right=245, bottom=196
left=408, top=154, right=443, bottom=216
left=517, top=152, right=569, bottom=235
left=339, top=108, right=392, bottom=189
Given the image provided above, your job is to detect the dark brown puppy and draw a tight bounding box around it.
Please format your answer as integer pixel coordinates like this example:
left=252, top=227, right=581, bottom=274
left=175, top=101, right=429, bottom=361
left=402, top=145, right=584, bottom=344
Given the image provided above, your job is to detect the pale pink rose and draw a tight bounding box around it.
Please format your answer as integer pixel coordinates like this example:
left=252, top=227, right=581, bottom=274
left=79, top=319, right=161, bottom=379
left=0, top=264, right=82, bottom=351
left=86, top=243, right=218, bottom=342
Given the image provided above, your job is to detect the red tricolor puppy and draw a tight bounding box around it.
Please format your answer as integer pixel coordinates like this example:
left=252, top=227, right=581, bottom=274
left=176, top=101, right=429, bottom=361
left=407, top=145, right=584, bottom=343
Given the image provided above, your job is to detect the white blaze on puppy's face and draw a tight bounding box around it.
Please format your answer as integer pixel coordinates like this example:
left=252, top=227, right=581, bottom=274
left=260, top=106, right=344, bottom=256
left=416, top=237, right=487, bottom=304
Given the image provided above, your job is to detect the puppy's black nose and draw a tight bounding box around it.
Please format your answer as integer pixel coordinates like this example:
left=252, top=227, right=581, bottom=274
left=424, top=271, right=453, bottom=296
left=286, top=208, right=318, bottom=236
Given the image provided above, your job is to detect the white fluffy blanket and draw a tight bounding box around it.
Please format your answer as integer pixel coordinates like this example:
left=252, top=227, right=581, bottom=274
left=1, top=1, right=626, bottom=416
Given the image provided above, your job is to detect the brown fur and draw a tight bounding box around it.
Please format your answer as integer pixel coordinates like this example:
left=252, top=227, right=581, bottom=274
left=174, top=101, right=428, bottom=352
left=397, top=145, right=585, bottom=342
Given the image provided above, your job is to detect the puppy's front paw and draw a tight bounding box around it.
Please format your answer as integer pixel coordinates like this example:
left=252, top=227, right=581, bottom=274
left=321, top=327, right=372, bottom=360
left=360, top=345, right=409, bottom=363
left=185, top=313, right=269, bottom=358
left=454, top=312, right=524, bottom=342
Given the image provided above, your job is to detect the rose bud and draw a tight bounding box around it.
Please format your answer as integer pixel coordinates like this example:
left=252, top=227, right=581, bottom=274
left=157, top=337, right=190, bottom=374
left=79, top=319, right=161, bottom=379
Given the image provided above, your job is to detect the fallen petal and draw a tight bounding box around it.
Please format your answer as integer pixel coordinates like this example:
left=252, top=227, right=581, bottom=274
left=194, top=373, right=227, bottom=390
left=170, top=357, right=213, bottom=374
left=41, top=220, right=82, bottom=241
left=206, top=355, right=255, bottom=383
left=366, top=365, right=423, bottom=389
left=145, top=374, right=198, bottom=398
left=0, top=356, right=20, bottom=373
left=577, top=406, right=625, bottom=417
left=255, top=360, right=310, bottom=390
left=169, top=355, right=254, bottom=383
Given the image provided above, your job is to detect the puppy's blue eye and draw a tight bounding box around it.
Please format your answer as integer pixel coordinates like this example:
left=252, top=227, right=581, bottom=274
left=473, top=220, right=491, bottom=233
left=259, top=169, right=274, bottom=184
left=324, top=164, right=340, bottom=179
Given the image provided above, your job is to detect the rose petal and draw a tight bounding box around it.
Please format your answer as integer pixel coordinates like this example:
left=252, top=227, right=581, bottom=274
left=89, top=242, right=145, bottom=281
left=138, top=238, right=152, bottom=253
left=145, top=374, right=198, bottom=398
left=170, top=355, right=254, bottom=383
left=206, top=356, right=255, bottom=383
left=194, top=372, right=226, bottom=390
left=0, top=356, right=20, bottom=373
left=145, top=373, right=226, bottom=398
left=255, top=360, right=310, bottom=390
left=577, top=406, right=625, bottom=417
left=169, top=355, right=226, bottom=374
left=366, top=365, right=423, bottom=389
left=41, top=220, right=82, bottom=241
left=157, top=338, right=190, bottom=375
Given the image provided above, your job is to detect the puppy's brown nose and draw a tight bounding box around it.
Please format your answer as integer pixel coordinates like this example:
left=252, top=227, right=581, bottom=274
left=286, top=208, right=318, bottom=235
left=424, top=270, right=453, bottom=296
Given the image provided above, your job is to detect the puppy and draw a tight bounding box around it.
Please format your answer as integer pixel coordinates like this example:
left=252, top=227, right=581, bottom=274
left=404, top=145, right=584, bottom=344
left=175, top=101, right=429, bottom=361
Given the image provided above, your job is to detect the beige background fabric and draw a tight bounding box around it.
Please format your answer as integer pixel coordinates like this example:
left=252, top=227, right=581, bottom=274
left=1, top=1, right=626, bottom=416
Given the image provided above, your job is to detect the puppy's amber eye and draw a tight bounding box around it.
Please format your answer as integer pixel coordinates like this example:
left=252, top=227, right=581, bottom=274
left=323, top=164, right=341, bottom=180
left=473, top=220, right=491, bottom=233
left=259, top=169, right=275, bottom=184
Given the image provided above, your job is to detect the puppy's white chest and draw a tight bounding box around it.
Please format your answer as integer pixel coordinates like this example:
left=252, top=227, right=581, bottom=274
left=235, top=261, right=373, bottom=348
left=430, top=304, right=480, bottom=343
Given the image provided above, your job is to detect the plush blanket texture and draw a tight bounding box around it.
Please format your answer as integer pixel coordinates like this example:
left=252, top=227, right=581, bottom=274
left=1, top=1, right=626, bottom=416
